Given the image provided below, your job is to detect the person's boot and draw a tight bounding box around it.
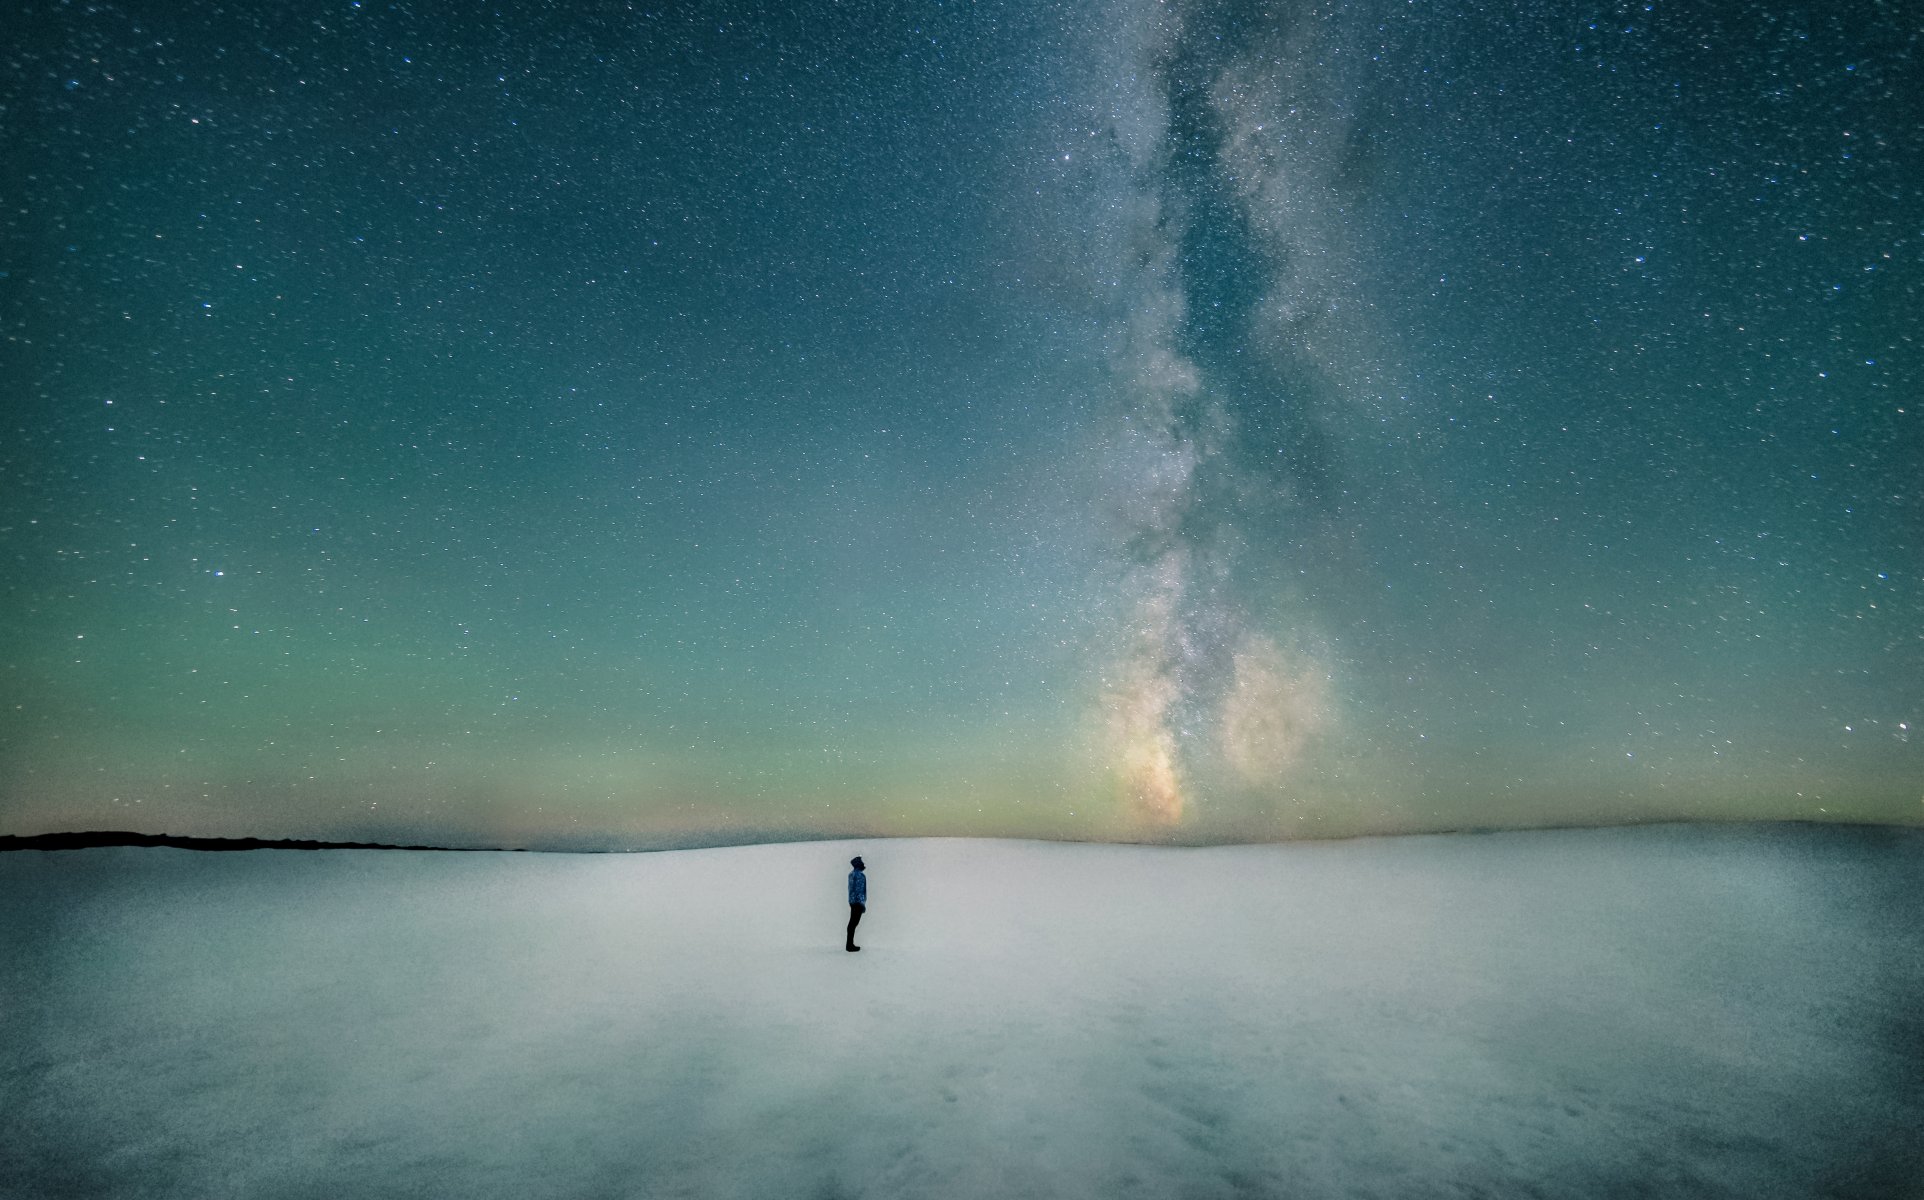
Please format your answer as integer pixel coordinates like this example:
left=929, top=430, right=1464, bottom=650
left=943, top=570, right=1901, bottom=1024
left=845, top=943, right=860, bottom=952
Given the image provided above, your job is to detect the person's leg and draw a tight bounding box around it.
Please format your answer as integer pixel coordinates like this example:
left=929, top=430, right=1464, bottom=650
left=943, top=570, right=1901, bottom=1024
left=846, top=903, right=863, bottom=950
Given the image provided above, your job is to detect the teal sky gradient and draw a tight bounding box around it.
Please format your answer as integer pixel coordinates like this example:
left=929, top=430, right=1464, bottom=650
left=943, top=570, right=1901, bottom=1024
left=3, top=0, right=1918, bottom=847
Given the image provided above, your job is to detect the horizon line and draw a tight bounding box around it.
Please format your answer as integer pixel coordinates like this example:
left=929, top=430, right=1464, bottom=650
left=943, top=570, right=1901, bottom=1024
left=4, top=817, right=1918, bottom=855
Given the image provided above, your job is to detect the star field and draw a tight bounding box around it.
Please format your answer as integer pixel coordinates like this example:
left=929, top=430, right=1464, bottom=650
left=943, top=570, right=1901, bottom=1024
left=2, top=0, right=1917, bottom=847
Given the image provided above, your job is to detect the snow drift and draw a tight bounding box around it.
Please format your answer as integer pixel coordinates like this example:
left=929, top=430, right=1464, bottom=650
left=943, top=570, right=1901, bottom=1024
left=4, top=824, right=1919, bottom=1198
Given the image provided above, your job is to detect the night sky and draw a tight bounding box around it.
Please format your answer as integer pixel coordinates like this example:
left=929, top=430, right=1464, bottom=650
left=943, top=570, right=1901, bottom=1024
left=3, top=0, right=1918, bottom=849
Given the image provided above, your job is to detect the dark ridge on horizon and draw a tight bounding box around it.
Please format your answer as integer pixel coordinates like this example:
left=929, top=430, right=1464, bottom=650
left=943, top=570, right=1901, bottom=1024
left=0, top=828, right=865, bottom=855
left=0, top=831, right=519, bottom=854
left=3, top=818, right=1916, bottom=857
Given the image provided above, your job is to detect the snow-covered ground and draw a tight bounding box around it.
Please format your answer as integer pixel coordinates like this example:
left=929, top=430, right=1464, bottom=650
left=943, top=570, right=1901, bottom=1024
left=4, top=825, right=1919, bottom=1199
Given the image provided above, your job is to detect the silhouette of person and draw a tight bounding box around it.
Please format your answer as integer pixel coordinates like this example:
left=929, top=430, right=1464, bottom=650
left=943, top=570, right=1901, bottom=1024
left=846, top=856, right=866, bottom=952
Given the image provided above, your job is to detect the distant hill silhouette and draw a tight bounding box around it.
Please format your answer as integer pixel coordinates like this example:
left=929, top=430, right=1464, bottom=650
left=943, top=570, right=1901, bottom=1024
left=0, top=831, right=513, bottom=853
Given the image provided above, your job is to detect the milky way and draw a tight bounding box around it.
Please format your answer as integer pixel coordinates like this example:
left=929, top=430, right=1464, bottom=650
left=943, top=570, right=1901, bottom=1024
left=1088, top=0, right=1376, bottom=828
left=2, top=0, right=1917, bottom=847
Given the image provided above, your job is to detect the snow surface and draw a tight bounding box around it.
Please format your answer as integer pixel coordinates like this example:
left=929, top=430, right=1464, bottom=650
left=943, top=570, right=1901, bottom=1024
left=4, top=825, right=1920, bottom=1199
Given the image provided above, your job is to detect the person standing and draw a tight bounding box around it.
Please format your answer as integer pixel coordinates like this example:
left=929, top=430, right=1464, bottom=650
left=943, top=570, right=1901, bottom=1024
left=845, top=856, right=866, bottom=952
